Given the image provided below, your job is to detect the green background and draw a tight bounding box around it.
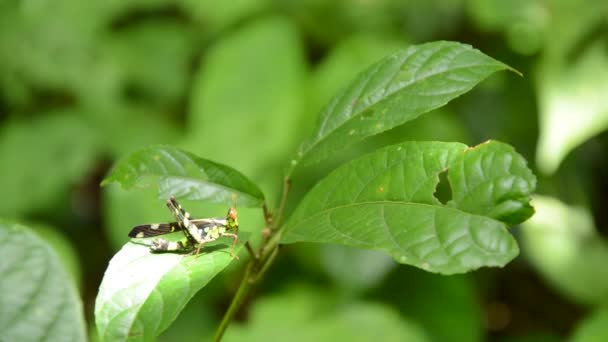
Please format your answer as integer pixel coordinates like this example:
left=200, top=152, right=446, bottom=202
left=2, top=0, right=608, bottom=340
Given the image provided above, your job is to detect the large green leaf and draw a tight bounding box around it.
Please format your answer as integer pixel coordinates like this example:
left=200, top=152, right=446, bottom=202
left=521, top=196, right=608, bottom=306
left=288, top=41, right=513, bottom=174
left=283, top=141, right=535, bottom=274
left=0, top=222, right=86, bottom=342
left=0, top=112, right=99, bottom=216
left=95, top=237, right=246, bottom=341
left=102, top=145, right=264, bottom=207
left=225, top=286, right=429, bottom=342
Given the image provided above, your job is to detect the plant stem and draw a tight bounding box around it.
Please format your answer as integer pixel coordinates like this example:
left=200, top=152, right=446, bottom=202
left=212, top=263, right=255, bottom=342
left=212, top=176, right=292, bottom=341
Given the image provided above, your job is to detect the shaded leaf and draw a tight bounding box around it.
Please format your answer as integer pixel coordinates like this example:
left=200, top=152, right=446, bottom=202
left=95, top=237, right=246, bottom=341
left=102, top=145, right=264, bottom=207
left=521, top=196, right=608, bottom=306
left=225, top=286, right=429, bottom=342
left=283, top=141, right=535, bottom=274
left=289, top=41, right=513, bottom=174
left=0, top=222, right=86, bottom=342
left=374, top=267, right=483, bottom=342
left=570, top=308, right=608, bottom=342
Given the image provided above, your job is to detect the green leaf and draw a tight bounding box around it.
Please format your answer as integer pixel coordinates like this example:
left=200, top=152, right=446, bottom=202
left=95, top=237, right=246, bottom=341
left=102, top=145, right=265, bottom=207
left=225, top=286, right=429, bottom=342
left=289, top=41, right=514, bottom=174
left=283, top=141, right=535, bottom=274
left=521, top=196, right=608, bottom=306
left=570, top=308, right=608, bottom=342
left=448, top=141, right=536, bottom=225
left=0, top=222, right=86, bottom=342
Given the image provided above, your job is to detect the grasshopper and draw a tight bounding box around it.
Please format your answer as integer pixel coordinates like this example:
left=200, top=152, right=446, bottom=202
left=129, top=197, right=239, bottom=258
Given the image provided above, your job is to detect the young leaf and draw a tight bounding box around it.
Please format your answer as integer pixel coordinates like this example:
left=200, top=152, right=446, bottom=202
left=95, top=237, right=246, bottom=342
left=0, top=222, right=86, bottom=342
left=102, top=145, right=264, bottom=207
left=282, top=141, right=535, bottom=274
left=288, top=41, right=514, bottom=174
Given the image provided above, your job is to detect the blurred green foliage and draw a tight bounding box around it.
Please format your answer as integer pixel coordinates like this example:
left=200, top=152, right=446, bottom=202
left=2, top=0, right=608, bottom=340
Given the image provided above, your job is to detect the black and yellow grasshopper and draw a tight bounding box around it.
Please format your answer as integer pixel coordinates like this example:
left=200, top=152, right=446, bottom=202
left=129, top=197, right=239, bottom=258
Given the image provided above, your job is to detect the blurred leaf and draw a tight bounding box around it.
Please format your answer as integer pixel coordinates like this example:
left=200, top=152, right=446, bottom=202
left=95, top=238, right=246, bottom=341
left=30, top=223, right=82, bottom=290
left=102, top=145, right=265, bottom=207
left=375, top=267, right=483, bottom=342
left=0, top=222, right=86, bottom=342
left=521, top=196, right=608, bottom=306
left=283, top=141, right=536, bottom=274
left=187, top=15, right=306, bottom=168
left=179, top=0, right=270, bottom=29
left=225, top=286, right=429, bottom=341
left=187, top=15, right=306, bottom=206
left=570, top=308, right=608, bottom=342
left=0, top=112, right=98, bottom=216
left=536, top=41, right=608, bottom=174
left=289, top=41, right=514, bottom=173
left=320, top=245, right=395, bottom=293
left=92, top=107, right=180, bottom=157
left=105, top=20, right=195, bottom=107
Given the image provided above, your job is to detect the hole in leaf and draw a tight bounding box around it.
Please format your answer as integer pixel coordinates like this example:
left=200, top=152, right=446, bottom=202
left=434, top=169, right=452, bottom=204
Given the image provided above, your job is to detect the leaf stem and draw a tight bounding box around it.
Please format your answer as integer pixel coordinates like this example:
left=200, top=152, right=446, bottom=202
left=272, top=177, right=291, bottom=230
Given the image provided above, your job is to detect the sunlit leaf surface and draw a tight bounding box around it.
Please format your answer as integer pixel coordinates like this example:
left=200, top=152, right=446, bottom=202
left=290, top=41, right=513, bottom=173
left=95, top=238, right=246, bottom=342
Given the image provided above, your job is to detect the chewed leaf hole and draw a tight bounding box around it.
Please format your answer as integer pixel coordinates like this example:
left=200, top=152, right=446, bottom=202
left=434, top=169, right=452, bottom=204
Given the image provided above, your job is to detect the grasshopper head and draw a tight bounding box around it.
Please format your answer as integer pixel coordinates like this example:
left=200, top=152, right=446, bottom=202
left=227, top=207, right=239, bottom=231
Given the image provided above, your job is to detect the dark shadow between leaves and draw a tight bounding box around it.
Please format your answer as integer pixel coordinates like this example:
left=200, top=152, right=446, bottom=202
left=434, top=169, right=452, bottom=205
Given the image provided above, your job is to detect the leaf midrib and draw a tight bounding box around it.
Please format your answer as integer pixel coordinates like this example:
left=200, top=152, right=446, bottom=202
left=288, top=200, right=503, bottom=230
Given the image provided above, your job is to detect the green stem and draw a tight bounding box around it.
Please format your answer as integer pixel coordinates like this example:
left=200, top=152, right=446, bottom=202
left=213, top=263, right=255, bottom=342
left=212, top=177, right=292, bottom=341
